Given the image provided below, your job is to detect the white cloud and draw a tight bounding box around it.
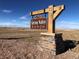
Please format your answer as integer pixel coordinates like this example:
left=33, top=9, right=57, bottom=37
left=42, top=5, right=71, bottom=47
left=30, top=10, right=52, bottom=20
left=56, top=20, right=79, bottom=29
left=19, top=14, right=31, bottom=20
left=2, top=10, right=12, bottom=13
left=0, top=22, right=16, bottom=27
left=60, top=20, right=79, bottom=25
left=12, top=19, right=17, bottom=22
left=0, top=21, right=30, bottom=28
left=20, top=16, right=26, bottom=20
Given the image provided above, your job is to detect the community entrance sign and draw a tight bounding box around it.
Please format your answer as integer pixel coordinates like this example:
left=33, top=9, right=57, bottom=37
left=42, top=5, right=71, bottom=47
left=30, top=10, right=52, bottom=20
left=30, top=5, right=64, bottom=34
left=30, top=5, right=65, bottom=57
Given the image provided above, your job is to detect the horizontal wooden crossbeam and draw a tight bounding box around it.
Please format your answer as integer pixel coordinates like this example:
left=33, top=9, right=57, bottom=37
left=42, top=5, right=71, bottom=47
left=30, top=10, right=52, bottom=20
left=30, top=5, right=64, bottom=16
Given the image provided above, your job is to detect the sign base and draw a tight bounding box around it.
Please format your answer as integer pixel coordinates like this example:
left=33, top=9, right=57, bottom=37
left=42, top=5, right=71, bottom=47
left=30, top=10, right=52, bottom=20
left=40, top=32, right=55, bottom=36
left=39, top=32, right=65, bottom=55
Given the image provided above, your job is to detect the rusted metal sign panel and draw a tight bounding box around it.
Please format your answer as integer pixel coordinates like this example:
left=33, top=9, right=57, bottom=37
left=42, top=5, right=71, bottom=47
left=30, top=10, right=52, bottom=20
left=31, top=17, right=47, bottom=29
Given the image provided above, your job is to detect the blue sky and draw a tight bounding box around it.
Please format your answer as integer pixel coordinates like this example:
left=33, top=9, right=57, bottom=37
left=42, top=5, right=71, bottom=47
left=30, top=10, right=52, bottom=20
left=0, top=0, right=79, bottom=29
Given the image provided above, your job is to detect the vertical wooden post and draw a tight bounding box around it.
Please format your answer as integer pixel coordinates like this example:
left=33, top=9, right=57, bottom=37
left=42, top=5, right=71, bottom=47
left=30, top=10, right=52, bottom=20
left=48, top=5, right=54, bottom=33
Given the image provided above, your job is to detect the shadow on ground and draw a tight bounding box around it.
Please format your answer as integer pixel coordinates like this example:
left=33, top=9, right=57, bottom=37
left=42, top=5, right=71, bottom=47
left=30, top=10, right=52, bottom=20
left=55, top=33, right=79, bottom=55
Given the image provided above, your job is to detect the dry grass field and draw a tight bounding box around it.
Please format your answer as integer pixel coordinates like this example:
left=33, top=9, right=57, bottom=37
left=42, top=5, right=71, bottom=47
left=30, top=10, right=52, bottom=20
left=0, top=27, right=79, bottom=59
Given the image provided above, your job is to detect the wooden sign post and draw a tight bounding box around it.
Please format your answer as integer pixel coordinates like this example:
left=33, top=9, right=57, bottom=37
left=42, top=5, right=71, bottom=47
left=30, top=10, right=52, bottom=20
left=31, top=5, right=64, bottom=34
left=30, top=5, right=64, bottom=58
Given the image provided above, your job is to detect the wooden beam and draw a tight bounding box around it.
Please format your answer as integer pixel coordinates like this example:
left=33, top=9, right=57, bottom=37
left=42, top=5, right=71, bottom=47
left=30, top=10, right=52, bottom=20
left=31, top=5, right=64, bottom=16
left=53, top=5, right=64, bottom=19
left=48, top=5, right=54, bottom=33
left=31, top=9, right=45, bottom=15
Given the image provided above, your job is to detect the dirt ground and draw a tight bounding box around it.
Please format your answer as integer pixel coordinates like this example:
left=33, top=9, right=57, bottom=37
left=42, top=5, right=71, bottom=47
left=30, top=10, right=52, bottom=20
left=0, top=27, right=79, bottom=59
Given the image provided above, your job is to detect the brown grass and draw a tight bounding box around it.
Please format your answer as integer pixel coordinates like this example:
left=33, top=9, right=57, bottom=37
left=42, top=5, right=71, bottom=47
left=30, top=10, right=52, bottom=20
left=0, top=27, right=79, bottom=59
